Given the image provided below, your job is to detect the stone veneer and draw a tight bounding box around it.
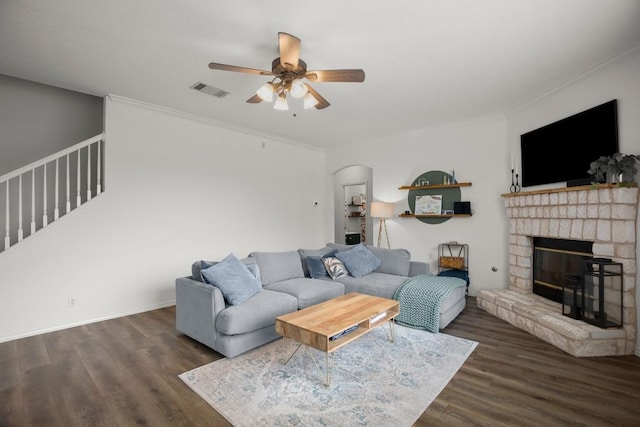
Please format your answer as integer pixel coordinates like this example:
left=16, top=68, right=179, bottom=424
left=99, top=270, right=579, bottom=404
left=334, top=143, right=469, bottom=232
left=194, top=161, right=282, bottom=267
left=477, top=184, right=638, bottom=356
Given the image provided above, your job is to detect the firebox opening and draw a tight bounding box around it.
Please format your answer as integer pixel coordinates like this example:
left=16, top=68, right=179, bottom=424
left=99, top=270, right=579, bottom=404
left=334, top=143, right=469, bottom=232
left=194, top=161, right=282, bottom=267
left=532, top=237, right=594, bottom=303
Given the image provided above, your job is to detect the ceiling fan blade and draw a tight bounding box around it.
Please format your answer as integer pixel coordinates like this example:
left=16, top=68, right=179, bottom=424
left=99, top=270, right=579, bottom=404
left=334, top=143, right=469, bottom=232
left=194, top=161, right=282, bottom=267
left=305, top=84, right=330, bottom=110
left=209, top=62, right=273, bottom=76
left=278, top=32, right=301, bottom=70
left=305, top=69, right=365, bottom=83
left=246, top=94, right=263, bottom=104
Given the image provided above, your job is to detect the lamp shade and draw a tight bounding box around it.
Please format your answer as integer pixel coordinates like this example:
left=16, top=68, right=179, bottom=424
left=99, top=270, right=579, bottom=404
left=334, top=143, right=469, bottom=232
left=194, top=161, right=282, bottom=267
left=256, top=82, right=274, bottom=102
left=290, top=79, right=308, bottom=98
left=370, top=202, right=394, bottom=218
left=273, top=93, right=288, bottom=110
left=303, top=92, right=319, bottom=109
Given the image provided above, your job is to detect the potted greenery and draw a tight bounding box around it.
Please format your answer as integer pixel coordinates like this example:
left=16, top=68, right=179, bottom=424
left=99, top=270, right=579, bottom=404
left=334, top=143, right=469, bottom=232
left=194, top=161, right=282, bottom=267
left=587, top=152, right=640, bottom=184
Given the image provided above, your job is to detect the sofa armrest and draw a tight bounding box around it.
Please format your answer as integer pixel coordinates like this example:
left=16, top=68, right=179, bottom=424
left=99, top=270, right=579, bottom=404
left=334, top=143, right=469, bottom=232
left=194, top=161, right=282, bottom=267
left=408, top=261, right=431, bottom=277
left=175, top=276, right=226, bottom=350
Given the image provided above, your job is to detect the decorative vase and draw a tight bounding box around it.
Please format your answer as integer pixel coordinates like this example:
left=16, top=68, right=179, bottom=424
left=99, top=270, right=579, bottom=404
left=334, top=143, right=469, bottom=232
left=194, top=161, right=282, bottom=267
left=606, top=171, right=622, bottom=184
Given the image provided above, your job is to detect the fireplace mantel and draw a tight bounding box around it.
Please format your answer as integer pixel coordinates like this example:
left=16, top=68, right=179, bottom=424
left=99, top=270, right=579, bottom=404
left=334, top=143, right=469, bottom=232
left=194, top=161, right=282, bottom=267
left=499, top=182, right=632, bottom=198
left=478, top=184, right=638, bottom=356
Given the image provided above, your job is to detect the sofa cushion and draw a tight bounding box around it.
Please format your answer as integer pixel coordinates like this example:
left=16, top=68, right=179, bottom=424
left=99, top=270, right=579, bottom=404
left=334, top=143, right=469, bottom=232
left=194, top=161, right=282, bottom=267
left=200, top=253, right=261, bottom=306
left=335, top=243, right=382, bottom=277
left=215, top=289, right=298, bottom=335
left=364, top=245, right=411, bottom=276
left=335, top=272, right=409, bottom=300
left=298, top=246, right=334, bottom=277
left=322, top=256, right=348, bottom=280
left=263, top=278, right=345, bottom=309
left=192, top=257, right=260, bottom=283
left=251, top=251, right=305, bottom=285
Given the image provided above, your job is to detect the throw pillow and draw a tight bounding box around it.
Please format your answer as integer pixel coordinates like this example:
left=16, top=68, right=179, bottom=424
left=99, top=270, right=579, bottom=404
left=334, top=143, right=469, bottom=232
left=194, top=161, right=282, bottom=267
left=305, top=249, right=339, bottom=279
left=335, top=243, right=382, bottom=277
left=306, top=256, right=330, bottom=279
left=200, top=253, right=261, bottom=305
left=322, top=256, right=348, bottom=280
left=194, top=258, right=260, bottom=283
left=298, top=246, right=334, bottom=277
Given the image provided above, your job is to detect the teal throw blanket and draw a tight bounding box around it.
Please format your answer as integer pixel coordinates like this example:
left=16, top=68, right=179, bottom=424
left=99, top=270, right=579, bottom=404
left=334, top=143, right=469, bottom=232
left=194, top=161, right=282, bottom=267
left=393, top=274, right=466, bottom=332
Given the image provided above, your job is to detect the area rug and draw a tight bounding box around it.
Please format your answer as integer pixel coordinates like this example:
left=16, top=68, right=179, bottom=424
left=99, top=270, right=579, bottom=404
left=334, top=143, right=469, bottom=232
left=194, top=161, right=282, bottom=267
left=179, top=324, right=477, bottom=426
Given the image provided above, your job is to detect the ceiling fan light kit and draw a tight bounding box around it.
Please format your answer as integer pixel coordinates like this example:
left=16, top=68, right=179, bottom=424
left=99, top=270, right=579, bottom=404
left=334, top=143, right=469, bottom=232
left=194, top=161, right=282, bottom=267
left=273, top=93, right=289, bottom=111
left=256, top=82, right=275, bottom=102
left=208, top=32, right=365, bottom=112
left=303, top=91, right=319, bottom=109
left=290, top=79, right=308, bottom=98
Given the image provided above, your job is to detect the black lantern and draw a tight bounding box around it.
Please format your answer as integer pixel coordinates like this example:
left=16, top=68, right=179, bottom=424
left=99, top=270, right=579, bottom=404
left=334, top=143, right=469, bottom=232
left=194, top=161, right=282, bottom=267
left=562, top=275, right=582, bottom=319
left=581, top=258, right=623, bottom=328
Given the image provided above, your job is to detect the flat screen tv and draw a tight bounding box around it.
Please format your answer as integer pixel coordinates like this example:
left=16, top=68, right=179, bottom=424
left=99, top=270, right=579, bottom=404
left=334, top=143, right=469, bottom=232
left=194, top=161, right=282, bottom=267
left=520, top=99, right=619, bottom=187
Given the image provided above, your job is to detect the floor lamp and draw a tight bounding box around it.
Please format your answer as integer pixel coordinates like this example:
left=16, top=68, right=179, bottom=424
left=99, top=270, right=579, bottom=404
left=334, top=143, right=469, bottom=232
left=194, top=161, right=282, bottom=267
left=370, top=202, right=393, bottom=248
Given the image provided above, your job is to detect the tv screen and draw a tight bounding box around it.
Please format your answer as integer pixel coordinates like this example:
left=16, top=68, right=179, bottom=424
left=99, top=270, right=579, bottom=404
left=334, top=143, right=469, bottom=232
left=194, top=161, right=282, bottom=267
left=520, top=99, right=618, bottom=187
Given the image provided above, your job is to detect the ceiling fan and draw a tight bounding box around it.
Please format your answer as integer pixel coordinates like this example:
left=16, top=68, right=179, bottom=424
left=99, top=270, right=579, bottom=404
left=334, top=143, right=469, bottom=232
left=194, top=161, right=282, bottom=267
left=208, top=32, right=365, bottom=111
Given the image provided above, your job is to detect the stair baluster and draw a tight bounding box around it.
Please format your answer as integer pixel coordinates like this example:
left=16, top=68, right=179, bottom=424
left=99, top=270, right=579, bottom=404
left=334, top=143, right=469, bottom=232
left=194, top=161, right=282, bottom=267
left=76, top=148, right=81, bottom=208
left=54, top=159, right=60, bottom=221
left=65, top=153, right=71, bottom=214
left=96, top=140, right=102, bottom=196
left=0, top=134, right=104, bottom=256
left=43, top=163, right=48, bottom=227
left=4, top=181, right=9, bottom=250
left=30, top=169, right=36, bottom=234
left=18, top=175, right=23, bottom=242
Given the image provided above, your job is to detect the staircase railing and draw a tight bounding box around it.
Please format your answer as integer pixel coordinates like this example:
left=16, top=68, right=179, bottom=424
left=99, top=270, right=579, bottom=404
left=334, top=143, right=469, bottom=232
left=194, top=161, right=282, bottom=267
left=1, top=133, right=104, bottom=253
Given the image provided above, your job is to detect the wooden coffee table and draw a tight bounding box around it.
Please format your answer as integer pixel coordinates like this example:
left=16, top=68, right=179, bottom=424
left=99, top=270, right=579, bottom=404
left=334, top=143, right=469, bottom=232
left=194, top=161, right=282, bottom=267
left=275, top=292, right=399, bottom=386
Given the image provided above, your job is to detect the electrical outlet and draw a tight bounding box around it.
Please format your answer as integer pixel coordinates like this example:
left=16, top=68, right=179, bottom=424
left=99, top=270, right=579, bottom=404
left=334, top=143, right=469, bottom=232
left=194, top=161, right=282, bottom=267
left=68, top=297, right=76, bottom=308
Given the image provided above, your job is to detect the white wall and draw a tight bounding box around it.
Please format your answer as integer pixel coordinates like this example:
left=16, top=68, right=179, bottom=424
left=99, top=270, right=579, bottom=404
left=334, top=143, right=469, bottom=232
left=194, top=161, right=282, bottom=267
left=325, top=115, right=511, bottom=297
left=507, top=47, right=640, bottom=190
left=0, top=96, right=326, bottom=342
left=506, top=47, right=640, bottom=355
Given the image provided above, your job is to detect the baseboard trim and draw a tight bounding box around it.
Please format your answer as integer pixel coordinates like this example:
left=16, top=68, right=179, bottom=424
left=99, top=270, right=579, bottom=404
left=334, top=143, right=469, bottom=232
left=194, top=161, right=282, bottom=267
left=0, top=300, right=176, bottom=344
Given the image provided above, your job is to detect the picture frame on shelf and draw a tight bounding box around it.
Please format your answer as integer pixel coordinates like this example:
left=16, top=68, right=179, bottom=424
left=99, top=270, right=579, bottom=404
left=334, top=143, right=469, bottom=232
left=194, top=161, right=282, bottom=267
left=415, top=195, right=442, bottom=215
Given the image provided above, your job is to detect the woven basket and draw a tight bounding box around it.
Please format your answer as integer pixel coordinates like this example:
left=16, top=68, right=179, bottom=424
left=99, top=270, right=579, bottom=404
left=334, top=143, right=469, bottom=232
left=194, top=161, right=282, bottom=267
left=439, top=256, right=464, bottom=269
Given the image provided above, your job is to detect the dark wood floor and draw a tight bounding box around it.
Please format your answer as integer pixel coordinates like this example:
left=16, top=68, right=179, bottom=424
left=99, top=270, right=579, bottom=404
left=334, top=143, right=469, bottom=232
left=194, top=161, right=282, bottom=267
left=1, top=297, right=639, bottom=426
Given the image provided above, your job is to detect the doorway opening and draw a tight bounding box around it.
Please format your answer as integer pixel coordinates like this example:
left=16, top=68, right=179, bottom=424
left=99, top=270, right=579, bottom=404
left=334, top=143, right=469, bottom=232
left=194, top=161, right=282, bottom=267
left=344, top=184, right=366, bottom=245
left=332, top=165, right=372, bottom=245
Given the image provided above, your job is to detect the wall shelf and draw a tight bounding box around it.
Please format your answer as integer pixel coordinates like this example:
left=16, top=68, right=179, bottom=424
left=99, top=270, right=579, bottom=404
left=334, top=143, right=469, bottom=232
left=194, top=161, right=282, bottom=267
left=399, top=213, right=472, bottom=218
left=400, top=171, right=472, bottom=224
left=399, top=182, right=472, bottom=191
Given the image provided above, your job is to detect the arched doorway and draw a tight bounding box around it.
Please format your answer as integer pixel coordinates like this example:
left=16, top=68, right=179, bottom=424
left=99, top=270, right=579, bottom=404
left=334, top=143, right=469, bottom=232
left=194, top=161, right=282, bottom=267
left=332, top=165, right=373, bottom=245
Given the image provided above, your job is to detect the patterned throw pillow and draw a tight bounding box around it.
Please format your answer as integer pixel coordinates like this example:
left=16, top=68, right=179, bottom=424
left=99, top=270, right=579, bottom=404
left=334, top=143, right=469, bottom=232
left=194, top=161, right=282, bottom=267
left=322, top=256, right=348, bottom=280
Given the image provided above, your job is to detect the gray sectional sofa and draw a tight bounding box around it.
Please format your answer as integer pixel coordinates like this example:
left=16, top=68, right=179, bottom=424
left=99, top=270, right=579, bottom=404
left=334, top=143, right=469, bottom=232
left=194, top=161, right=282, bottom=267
left=175, top=243, right=466, bottom=358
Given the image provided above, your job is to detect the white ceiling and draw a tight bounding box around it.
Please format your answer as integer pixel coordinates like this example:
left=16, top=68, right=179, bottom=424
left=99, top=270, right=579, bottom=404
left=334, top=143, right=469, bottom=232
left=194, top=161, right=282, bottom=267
left=1, top=0, right=639, bottom=148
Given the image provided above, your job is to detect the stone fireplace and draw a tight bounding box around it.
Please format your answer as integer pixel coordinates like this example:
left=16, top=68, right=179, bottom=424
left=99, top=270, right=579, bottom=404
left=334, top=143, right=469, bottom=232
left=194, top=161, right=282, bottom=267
left=477, top=184, right=638, bottom=356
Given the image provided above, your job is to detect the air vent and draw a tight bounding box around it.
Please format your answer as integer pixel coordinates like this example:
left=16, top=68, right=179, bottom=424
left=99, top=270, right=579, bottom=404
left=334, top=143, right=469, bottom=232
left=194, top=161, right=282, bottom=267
left=190, top=82, right=230, bottom=98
